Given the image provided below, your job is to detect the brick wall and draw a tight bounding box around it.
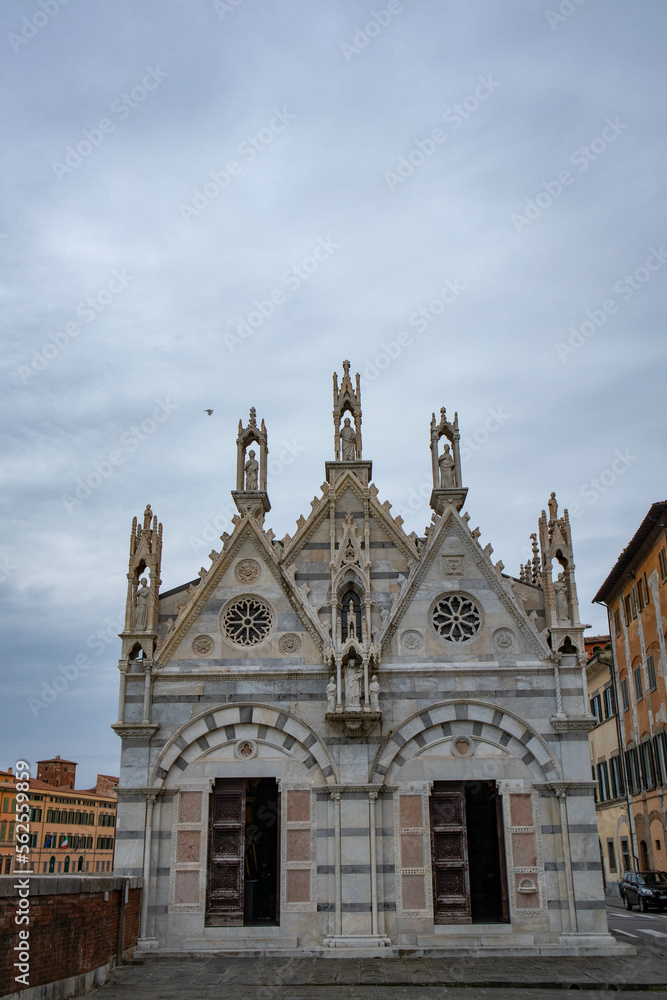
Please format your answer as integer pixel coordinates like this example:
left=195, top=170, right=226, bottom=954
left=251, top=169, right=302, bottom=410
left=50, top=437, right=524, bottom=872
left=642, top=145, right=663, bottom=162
left=0, top=876, right=141, bottom=997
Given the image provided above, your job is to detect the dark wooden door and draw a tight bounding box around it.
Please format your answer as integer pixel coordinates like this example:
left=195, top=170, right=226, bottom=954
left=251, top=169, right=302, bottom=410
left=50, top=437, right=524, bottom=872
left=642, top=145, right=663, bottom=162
left=430, top=782, right=471, bottom=923
left=206, top=779, right=245, bottom=925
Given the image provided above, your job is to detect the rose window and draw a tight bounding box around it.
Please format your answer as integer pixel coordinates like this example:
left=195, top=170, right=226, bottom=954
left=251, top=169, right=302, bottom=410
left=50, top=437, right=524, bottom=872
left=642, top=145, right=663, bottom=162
left=431, top=593, right=482, bottom=643
left=223, top=597, right=272, bottom=646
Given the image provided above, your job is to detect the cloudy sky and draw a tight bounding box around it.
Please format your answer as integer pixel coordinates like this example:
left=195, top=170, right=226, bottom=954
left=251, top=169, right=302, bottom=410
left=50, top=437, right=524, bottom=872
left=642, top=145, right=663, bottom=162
left=2, top=0, right=666, bottom=787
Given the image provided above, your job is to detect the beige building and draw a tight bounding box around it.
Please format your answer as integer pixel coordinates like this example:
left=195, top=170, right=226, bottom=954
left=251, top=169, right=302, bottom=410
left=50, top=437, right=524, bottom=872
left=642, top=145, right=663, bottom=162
left=594, top=501, right=667, bottom=876
left=585, top=643, right=633, bottom=889
left=1, top=756, right=119, bottom=876
left=112, top=362, right=623, bottom=957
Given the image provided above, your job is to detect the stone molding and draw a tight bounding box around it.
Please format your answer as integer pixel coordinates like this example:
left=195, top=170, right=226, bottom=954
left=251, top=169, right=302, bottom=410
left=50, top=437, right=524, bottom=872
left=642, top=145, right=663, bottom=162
left=150, top=702, right=339, bottom=786
left=370, top=698, right=563, bottom=784
left=550, top=715, right=597, bottom=733
left=111, top=723, right=159, bottom=741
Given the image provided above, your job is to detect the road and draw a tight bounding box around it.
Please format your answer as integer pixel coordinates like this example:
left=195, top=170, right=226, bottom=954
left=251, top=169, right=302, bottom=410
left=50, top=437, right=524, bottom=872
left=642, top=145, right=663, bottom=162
left=606, top=898, right=667, bottom=957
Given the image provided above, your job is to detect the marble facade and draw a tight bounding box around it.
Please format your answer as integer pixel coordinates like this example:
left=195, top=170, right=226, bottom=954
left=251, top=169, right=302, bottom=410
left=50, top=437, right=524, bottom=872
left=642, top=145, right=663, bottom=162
left=112, top=362, right=624, bottom=957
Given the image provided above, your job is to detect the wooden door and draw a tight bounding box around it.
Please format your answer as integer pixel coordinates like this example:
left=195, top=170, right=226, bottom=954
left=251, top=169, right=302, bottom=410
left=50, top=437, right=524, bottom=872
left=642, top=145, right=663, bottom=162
left=206, top=779, right=245, bottom=925
left=430, top=782, right=471, bottom=923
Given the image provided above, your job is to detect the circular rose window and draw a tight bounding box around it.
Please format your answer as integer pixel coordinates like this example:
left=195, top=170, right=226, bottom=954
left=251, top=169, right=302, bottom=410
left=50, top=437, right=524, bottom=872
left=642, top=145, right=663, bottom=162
left=431, top=593, right=482, bottom=644
left=223, top=597, right=272, bottom=646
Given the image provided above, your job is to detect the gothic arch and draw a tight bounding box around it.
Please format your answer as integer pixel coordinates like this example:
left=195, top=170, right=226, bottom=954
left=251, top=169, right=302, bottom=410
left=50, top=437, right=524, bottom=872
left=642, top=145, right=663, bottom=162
left=151, top=702, right=339, bottom=787
left=369, top=698, right=562, bottom=784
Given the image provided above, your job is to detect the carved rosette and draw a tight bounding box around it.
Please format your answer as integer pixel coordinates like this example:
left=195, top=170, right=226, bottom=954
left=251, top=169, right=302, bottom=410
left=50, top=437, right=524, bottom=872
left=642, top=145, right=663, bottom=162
left=279, top=633, right=302, bottom=654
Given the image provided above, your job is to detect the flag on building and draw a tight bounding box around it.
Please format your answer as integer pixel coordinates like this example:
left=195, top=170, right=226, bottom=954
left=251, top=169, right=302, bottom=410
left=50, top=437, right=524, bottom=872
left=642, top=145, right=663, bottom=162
left=60, top=836, right=68, bottom=849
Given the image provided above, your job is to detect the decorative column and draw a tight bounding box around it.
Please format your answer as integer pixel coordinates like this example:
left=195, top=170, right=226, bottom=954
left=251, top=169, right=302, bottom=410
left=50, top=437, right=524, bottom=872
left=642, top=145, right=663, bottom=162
left=142, top=664, right=152, bottom=724
left=332, top=791, right=342, bottom=936
left=369, top=790, right=379, bottom=936
left=116, top=663, right=129, bottom=724
left=557, top=790, right=577, bottom=934
left=138, top=791, right=159, bottom=948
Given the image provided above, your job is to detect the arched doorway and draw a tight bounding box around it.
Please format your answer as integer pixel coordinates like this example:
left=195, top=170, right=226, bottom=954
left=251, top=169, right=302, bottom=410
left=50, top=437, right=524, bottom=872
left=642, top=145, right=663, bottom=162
left=48, top=855, right=55, bottom=873
left=78, top=855, right=84, bottom=871
left=64, top=855, right=70, bottom=873
left=640, top=840, right=650, bottom=869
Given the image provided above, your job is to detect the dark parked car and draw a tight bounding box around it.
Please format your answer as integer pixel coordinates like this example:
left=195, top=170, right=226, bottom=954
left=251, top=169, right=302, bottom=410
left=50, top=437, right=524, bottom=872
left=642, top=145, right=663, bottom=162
left=620, top=871, right=667, bottom=912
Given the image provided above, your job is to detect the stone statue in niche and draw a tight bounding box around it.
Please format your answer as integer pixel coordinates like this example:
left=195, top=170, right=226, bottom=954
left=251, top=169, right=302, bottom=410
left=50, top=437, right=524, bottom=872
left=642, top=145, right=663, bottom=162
left=548, top=491, right=558, bottom=522
left=438, top=442, right=456, bottom=487
left=326, top=676, right=336, bottom=713
left=133, top=578, right=150, bottom=630
left=369, top=674, right=380, bottom=712
left=554, top=573, right=570, bottom=622
left=344, top=659, right=362, bottom=711
left=244, top=449, right=259, bottom=490
left=341, top=417, right=356, bottom=461
left=346, top=598, right=357, bottom=639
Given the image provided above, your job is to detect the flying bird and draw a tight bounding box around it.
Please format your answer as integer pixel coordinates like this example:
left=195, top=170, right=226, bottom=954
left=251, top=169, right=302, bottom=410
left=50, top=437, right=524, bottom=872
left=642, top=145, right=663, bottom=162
left=204, top=409, right=214, bottom=416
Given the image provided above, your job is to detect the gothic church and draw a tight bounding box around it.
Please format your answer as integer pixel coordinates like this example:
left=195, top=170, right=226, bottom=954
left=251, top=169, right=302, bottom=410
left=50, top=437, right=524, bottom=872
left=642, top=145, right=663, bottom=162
left=112, top=362, right=621, bottom=956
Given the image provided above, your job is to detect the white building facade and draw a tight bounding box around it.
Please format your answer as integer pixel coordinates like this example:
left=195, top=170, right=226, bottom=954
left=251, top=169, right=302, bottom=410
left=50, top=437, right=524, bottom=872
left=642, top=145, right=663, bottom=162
left=112, top=362, right=622, bottom=956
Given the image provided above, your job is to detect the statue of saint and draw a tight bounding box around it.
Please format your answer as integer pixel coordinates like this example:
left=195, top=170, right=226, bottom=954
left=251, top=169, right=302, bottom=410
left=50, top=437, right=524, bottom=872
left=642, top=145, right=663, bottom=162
left=346, top=598, right=357, bottom=639
left=438, top=442, right=456, bottom=488
left=548, top=492, right=558, bottom=522
left=134, top=578, right=150, bottom=630
left=344, top=659, right=362, bottom=711
left=369, top=674, right=380, bottom=712
left=326, top=676, right=336, bottom=713
left=554, top=574, right=569, bottom=622
left=244, top=449, right=259, bottom=490
left=340, top=417, right=356, bottom=461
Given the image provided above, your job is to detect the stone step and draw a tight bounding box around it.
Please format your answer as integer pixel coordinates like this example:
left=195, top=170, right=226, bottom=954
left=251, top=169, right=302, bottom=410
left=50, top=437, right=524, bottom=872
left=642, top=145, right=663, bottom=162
left=416, top=932, right=535, bottom=949
left=182, top=936, right=299, bottom=951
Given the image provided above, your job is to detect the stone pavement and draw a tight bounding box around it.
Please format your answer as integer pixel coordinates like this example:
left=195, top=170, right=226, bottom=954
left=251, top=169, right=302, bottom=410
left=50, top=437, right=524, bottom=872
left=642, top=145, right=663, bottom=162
left=76, top=950, right=667, bottom=1000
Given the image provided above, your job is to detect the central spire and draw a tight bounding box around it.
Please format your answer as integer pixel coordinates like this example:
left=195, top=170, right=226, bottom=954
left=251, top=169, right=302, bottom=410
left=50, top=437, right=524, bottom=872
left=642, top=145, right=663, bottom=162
left=327, top=360, right=372, bottom=486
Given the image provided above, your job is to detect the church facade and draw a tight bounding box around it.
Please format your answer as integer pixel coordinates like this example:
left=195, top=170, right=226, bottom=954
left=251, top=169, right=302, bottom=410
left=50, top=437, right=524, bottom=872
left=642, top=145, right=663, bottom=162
left=112, top=362, right=622, bottom=956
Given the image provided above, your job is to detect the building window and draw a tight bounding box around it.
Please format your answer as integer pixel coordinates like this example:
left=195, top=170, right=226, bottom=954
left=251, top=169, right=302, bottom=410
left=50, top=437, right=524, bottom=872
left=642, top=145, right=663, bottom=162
left=621, top=678, right=630, bottom=712
left=659, top=548, right=667, bottom=583
left=634, top=667, right=643, bottom=702
left=610, top=756, right=624, bottom=798
left=654, top=732, right=667, bottom=785
left=590, top=694, right=603, bottom=725
left=621, top=838, right=631, bottom=873
left=624, top=591, right=637, bottom=624
left=636, top=574, right=650, bottom=611
left=607, top=839, right=618, bottom=873
left=625, top=747, right=642, bottom=796
left=597, top=761, right=611, bottom=801
left=614, top=608, right=622, bottom=636
left=603, top=686, right=616, bottom=719
left=640, top=740, right=657, bottom=791
left=647, top=654, right=657, bottom=692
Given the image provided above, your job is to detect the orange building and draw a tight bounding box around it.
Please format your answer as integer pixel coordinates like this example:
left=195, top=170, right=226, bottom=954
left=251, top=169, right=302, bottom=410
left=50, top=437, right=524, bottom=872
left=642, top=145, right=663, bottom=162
left=594, top=501, right=667, bottom=873
left=0, top=756, right=119, bottom=876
